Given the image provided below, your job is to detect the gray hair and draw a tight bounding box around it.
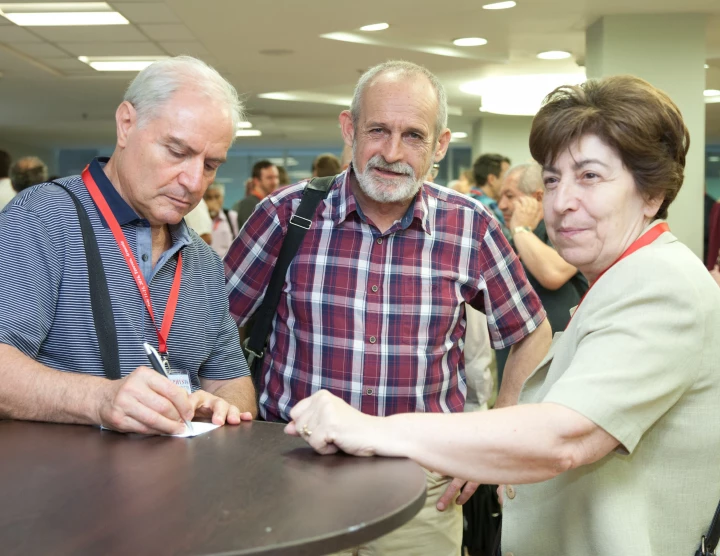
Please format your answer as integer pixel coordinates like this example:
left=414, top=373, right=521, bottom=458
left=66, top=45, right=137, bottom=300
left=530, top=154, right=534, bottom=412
left=124, top=55, right=243, bottom=133
left=207, top=182, right=225, bottom=195
left=350, top=60, right=448, bottom=139
left=507, top=162, right=544, bottom=195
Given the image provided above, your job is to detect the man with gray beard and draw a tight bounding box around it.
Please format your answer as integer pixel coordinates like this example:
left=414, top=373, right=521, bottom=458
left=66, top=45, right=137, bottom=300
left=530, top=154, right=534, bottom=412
left=224, top=60, right=550, bottom=555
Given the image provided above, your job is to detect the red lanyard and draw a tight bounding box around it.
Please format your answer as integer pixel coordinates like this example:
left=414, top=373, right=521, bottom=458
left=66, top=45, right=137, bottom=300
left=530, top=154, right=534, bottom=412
left=567, top=221, right=669, bottom=327
left=82, top=166, right=182, bottom=355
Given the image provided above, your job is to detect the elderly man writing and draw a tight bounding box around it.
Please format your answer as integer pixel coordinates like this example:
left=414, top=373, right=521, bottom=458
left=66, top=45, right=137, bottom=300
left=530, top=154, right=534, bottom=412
left=0, top=56, right=256, bottom=435
left=225, top=60, right=550, bottom=555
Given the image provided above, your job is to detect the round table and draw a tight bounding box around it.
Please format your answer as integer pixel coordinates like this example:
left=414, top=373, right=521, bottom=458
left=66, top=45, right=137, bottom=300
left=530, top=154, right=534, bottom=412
left=0, top=420, right=427, bottom=555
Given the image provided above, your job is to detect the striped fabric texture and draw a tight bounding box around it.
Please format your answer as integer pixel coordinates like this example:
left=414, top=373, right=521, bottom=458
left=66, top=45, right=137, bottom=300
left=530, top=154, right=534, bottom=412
left=225, top=169, right=545, bottom=422
left=0, top=158, right=249, bottom=388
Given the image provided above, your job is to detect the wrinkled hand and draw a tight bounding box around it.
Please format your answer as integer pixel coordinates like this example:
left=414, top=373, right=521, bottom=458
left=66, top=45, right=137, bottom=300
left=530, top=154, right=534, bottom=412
left=189, top=389, right=253, bottom=425
left=509, top=196, right=542, bottom=230
left=710, top=265, right=720, bottom=288
left=436, top=477, right=480, bottom=511
left=97, top=366, right=194, bottom=435
left=284, top=390, right=380, bottom=456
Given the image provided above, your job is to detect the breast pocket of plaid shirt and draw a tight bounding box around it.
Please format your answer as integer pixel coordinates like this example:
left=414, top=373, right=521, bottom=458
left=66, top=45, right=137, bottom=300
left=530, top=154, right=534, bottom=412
left=399, top=277, right=462, bottom=342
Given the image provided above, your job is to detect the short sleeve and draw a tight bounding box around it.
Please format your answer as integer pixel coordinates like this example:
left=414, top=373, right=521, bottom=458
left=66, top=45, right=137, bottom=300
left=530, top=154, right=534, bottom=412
left=470, top=216, right=546, bottom=349
left=224, top=197, right=287, bottom=326
left=542, top=253, right=704, bottom=453
left=0, top=205, right=62, bottom=356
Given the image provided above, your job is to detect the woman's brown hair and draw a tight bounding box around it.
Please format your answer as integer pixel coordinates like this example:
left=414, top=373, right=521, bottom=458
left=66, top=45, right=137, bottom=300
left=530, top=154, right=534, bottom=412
left=529, top=75, right=690, bottom=219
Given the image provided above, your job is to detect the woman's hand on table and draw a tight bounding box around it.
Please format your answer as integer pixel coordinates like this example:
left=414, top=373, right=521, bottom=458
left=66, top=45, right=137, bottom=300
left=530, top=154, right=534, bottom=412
left=284, top=390, right=382, bottom=456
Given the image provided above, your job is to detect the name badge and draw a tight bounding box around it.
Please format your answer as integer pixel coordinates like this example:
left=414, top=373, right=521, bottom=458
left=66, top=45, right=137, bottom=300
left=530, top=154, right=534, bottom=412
left=169, top=372, right=192, bottom=394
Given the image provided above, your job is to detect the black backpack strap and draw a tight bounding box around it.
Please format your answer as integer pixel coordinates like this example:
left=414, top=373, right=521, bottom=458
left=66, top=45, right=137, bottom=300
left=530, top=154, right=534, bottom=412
left=53, top=181, right=121, bottom=381
left=244, top=175, right=335, bottom=372
left=698, top=499, right=720, bottom=556
left=223, top=208, right=238, bottom=236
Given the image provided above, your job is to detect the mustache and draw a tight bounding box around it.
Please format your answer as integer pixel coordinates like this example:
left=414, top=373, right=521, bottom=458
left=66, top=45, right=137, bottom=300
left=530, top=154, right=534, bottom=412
left=365, top=155, right=415, bottom=178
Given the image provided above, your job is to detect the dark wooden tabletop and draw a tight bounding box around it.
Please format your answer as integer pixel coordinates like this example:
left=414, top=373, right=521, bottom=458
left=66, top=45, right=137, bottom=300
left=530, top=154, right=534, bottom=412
left=0, top=420, right=427, bottom=556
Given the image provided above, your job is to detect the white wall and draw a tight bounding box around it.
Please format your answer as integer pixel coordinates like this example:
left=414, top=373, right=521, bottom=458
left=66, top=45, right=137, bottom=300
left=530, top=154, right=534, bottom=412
left=471, top=115, right=535, bottom=168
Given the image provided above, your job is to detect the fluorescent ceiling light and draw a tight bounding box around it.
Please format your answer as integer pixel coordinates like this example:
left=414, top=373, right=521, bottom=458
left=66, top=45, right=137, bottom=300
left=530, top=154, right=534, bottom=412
left=453, top=37, right=488, bottom=47
left=236, top=121, right=253, bottom=129
left=709, top=156, right=720, bottom=163
left=482, top=1, right=516, bottom=9
left=360, top=22, right=389, bottom=31
left=451, top=132, right=468, bottom=140
left=704, top=89, right=720, bottom=97
left=236, top=130, right=262, bottom=137
left=705, top=64, right=710, bottom=69
left=78, top=56, right=167, bottom=72
left=537, top=51, right=572, bottom=60
left=0, top=2, right=128, bottom=26
left=462, top=73, right=586, bottom=116
left=258, top=91, right=351, bottom=107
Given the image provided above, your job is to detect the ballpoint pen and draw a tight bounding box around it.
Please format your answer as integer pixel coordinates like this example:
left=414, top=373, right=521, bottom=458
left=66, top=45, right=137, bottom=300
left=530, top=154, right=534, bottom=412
left=142, top=342, right=194, bottom=433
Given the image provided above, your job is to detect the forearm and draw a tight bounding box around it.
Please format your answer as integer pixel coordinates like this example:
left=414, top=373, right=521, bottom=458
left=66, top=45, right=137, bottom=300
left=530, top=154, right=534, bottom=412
left=202, top=376, right=257, bottom=417
left=0, top=343, right=105, bottom=424
left=513, top=232, right=577, bottom=290
left=377, top=404, right=578, bottom=485
left=496, top=318, right=551, bottom=408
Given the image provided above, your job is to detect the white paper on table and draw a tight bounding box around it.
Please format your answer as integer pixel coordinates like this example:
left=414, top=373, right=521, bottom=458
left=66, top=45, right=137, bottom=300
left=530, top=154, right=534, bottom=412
left=169, top=422, right=220, bottom=438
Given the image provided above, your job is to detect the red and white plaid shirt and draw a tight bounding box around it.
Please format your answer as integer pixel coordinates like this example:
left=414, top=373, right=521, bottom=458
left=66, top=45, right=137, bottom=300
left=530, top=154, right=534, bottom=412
left=225, top=169, right=545, bottom=422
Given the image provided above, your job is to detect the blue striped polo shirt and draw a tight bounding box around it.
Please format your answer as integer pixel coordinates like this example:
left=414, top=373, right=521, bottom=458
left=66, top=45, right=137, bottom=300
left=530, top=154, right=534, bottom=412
left=0, top=157, right=249, bottom=388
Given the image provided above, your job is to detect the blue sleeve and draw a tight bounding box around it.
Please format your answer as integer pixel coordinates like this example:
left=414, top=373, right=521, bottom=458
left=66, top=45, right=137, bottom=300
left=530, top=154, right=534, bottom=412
left=0, top=205, right=63, bottom=357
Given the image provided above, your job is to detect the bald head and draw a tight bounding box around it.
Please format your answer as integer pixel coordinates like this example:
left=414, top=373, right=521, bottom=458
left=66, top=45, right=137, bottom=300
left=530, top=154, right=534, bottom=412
left=350, top=60, right=448, bottom=139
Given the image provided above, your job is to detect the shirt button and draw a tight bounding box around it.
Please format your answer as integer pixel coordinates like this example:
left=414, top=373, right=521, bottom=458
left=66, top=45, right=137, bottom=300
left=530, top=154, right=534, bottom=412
left=369, top=336, right=377, bottom=344
left=376, top=237, right=383, bottom=245
left=141, top=254, right=149, bottom=262
left=366, top=388, right=374, bottom=395
left=506, top=485, right=516, bottom=500
left=371, top=285, right=379, bottom=293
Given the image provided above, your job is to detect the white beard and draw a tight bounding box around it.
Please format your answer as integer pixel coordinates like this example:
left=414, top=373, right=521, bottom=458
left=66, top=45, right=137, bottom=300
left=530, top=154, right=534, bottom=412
left=354, top=153, right=428, bottom=203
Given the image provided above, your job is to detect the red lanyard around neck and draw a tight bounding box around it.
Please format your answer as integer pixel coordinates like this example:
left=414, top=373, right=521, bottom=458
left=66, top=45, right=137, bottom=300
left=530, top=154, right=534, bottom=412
left=82, top=166, right=182, bottom=355
left=567, top=221, right=669, bottom=328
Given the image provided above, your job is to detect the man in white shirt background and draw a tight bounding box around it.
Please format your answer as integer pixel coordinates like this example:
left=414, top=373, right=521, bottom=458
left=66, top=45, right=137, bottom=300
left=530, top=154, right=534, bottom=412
left=204, top=182, right=239, bottom=259
left=0, top=150, right=14, bottom=210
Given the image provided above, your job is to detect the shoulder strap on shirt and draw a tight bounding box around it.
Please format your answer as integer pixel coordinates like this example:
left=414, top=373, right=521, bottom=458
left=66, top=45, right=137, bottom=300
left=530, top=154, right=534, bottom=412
left=244, top=175, right=336, bottom=376
left=53, top=181, right=121, bottom=380
left=223, top=208, right=238, bottom=237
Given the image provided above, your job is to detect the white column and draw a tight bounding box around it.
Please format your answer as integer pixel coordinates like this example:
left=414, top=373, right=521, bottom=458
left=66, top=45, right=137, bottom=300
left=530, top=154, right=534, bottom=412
left=586, top=14, right=706, bottom=256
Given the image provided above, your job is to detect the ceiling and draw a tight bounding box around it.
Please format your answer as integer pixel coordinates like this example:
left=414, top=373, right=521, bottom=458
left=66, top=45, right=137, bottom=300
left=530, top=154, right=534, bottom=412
left=1, top=0, right=719, bottom=151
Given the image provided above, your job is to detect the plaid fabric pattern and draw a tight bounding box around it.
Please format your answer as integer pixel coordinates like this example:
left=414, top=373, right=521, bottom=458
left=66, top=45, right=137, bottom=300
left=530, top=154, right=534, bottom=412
left=225, top=170, right=545, bottom=422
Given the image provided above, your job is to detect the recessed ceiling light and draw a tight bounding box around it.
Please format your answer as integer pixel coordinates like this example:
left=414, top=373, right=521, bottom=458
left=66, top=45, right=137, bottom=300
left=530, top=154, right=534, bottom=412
left=537, top=51, right=572, bottom=60
left=0, top=2, right=128, bottom=26
left=236, top=129, right=262, bottom=137
left=453, top=37, right=488, bottom=47
left=78, top=56, right=167, bottom=72
left=482, top=1, right=517, bottom=10
left=451, top=132, right=468, bottom=139
left=360, top=22, right=389, bottom=31
left=704, top=89, right=720, bottom=97
left=705, top=64, right=710, bottom=69
left=236, top=121, right=253, bottom=129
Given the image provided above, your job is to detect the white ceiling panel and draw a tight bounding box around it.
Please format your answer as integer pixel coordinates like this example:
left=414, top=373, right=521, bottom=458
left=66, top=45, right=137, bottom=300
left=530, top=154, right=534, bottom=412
left=30, top=24, right=147, bottom=42
left=160, top=40, right=209, bottom=57
left=59, top=40, right=165, bottom=56
left=113, top=2, right=181, bottom=24
left=138, top=23, right=194, bottom=41
left=0, top=26, right=44, bottom=43
left=11, top=42, right=67, bottom=58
